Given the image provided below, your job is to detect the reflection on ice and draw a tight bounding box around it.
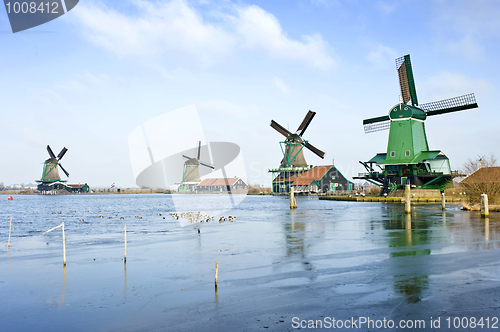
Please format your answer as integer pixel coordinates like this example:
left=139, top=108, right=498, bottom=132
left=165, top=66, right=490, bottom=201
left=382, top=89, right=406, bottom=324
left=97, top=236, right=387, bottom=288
left=1, top=195, right=499, bottom=331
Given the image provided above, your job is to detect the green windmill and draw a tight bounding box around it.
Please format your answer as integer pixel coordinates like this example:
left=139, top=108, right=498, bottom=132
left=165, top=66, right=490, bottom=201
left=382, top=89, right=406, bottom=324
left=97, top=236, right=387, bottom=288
left=36, top=145, right=70, bottom=191
left=355, top=54, right=478, bottom=194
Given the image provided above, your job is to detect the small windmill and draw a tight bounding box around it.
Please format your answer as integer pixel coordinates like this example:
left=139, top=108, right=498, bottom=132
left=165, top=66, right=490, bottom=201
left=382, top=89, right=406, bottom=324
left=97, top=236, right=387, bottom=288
left=355, top=54, right=478, bottom=194
left=270, top=110, right=325, bottom=168
left=180, top=141, right=214, bottom=192
left=269, top=111, right=325, bottom=193
left=36, top=145, right=70, bottom=190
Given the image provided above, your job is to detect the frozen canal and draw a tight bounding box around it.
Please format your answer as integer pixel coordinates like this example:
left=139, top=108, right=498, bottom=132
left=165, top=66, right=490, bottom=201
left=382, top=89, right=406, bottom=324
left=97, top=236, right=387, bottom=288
left=1, top=194, right=500, bottom=331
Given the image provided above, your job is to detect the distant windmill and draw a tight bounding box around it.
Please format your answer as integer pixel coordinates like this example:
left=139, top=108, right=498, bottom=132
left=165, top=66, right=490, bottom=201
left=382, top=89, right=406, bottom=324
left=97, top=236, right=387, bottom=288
left=180, top=141, right=214, bottom=191
left=270, top=110, right=325, bottom=168
left=355, top=54, right=478, bottom=194
left=36, top=145, right=70, bottom=191
left=269, top=111, right=325, bottom=193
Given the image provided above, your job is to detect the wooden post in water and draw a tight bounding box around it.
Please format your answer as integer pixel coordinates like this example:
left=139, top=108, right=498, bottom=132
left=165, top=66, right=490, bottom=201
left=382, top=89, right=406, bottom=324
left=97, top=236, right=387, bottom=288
left=481, top=194, right=489, bottom=218
left=485, top=217, right=490, bottom=242
left=215, top=261, right=219, bottom=286
left=405, top=213, right=412, bottom=246
left=405, top=185, right=411, bottom=214
left=8, top=217, right=12, bottom=247
left=62, top=222, right=66, bottom=266
left=124, top=224, right=127, bottom=263
left=290, top=187, right=297, bottom=209
left=441, top=192, right=446, bottom=211
left=62, top=265, right=66, bottom=306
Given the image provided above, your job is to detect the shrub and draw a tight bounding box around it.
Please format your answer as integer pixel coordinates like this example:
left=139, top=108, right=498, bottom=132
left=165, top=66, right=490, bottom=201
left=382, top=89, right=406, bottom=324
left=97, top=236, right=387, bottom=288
left=368, top=186, right=381, bottom=196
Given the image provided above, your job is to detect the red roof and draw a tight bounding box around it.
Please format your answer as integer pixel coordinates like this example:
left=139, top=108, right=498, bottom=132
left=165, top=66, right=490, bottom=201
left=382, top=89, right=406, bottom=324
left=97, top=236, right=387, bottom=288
left=293, top=178, right=318, bottom=186
left=275, top=165, right=331, bottom=182
left=198, top=178, right=218, bottom=186
left=460, top=167, right=500, bottom=183
left=197, top=178, right=240, bottom=186
left=212, top=178, right=239, bottom=186
left=273, top=166, right=332, bottom=183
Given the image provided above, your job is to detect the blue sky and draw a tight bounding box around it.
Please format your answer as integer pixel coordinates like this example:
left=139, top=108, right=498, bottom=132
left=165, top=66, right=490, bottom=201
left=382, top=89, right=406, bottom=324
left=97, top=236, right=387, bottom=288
left=1, top=0, right=499, bottom=188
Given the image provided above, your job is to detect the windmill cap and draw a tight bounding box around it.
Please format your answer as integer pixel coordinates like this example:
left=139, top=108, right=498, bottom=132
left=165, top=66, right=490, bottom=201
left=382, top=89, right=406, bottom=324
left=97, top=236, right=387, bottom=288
left=44, top=158, right=59, bottom=164
left=185, top=158, right=200, bottom=165
left=288, top=133, right=303, bottom=141
left=389, top=103, right=426, bottom=121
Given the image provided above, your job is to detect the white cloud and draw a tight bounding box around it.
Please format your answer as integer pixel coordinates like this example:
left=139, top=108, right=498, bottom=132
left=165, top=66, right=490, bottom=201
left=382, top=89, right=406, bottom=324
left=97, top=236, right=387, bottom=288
left=233, top=5, right=335, bottom=70
left=365, top=44, right=398, bottom=70
left=73, top=0, right=335, bottom=70
left=446, top=34, right=484, bottom=59
left=197, top=99, right=260, bottom=123
left=273, top=77, right=289, bottom=94
left=420, top=71, right=492, bottom=101
left=304, top=0, right=340, bottom=8
left=430, top=0, right=500, bottom=59
left=22, top=126, right=47, bottom=147
left=74, top=0, right=233, bottom=65
left=375, top=1, right=396, bottom=15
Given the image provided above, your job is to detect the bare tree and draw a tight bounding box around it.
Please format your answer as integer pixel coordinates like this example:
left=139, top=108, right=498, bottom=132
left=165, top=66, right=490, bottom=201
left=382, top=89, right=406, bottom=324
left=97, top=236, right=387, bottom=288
left=461, top=153, right=498, bottom=175
left=459, top=153, right=500, bottom=205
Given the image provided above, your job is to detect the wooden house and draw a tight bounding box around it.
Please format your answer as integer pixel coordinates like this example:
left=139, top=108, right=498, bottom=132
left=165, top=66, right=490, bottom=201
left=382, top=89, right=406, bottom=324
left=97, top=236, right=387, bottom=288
left=273, top=165, right=354, bottom=193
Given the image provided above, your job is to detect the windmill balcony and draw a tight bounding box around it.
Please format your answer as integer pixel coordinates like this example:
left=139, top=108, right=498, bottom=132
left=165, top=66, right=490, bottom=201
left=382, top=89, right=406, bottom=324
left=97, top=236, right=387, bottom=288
left=357, top=171, right=381, bottom=178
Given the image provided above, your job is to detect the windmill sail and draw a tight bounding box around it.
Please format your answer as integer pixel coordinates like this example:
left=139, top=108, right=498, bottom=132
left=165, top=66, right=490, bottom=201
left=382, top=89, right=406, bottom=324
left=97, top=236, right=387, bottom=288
left=363, top=115, right=390, bottom=133
left=297, top=110, right=316, bottom=136
left=396, top=55, right=418, bottom=106
left=57, top=147, right=68, bottom=160
left=270, top=120, right=291, bottom=137
left=59, top=164, right=70, bottom=177
left=419, top=93, right=478, bottom=116
left=304, top=142, right=325, bottom=159
left=47, top=145, right=57, bottom=159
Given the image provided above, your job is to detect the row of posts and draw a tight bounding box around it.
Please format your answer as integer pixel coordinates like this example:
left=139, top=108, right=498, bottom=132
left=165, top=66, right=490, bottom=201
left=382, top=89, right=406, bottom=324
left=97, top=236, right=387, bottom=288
left=405, top=184, right=490, bottom=217
left=291, top=184, right=490, bottom=216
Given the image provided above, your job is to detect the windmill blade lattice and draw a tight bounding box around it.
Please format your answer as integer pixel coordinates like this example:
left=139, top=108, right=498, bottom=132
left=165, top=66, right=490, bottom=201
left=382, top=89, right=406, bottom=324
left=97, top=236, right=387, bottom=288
left=419, top=93, right=478, bottom=116
left=363, top=115, right=390, bottom=133
left=396, top=55, right=418, bottom=106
